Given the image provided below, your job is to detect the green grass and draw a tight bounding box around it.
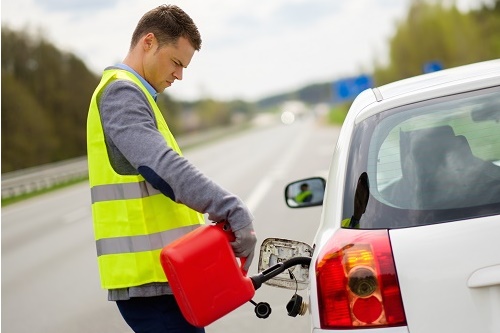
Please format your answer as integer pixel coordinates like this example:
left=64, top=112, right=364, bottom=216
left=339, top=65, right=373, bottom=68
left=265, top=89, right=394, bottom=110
left=328, top=103, right=351, bottom=125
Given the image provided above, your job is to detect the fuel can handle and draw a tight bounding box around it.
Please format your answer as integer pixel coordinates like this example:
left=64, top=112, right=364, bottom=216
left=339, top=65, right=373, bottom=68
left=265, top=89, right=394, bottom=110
left=215, top=221, right=248, bottom=276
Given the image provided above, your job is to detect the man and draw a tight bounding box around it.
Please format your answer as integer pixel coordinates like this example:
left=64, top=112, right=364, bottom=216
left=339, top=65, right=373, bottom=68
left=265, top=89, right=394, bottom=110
left=86, top=5, right=257, bottom=332
left=295, top=183, right=313, bottom=203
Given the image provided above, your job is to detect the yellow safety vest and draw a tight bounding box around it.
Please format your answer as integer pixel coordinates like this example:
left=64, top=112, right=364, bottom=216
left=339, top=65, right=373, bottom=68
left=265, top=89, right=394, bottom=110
left=295, top=190, right=313, bottom=203
left=87, top=69, right=204, bottom=289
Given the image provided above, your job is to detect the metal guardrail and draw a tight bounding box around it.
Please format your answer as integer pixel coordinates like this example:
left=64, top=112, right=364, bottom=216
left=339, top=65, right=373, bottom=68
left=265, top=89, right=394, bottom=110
left=1, top=156, right=89, bottom=199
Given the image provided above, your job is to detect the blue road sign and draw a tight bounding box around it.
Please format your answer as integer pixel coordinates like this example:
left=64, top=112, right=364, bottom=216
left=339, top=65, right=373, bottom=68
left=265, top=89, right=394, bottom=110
left=423, top=61, right=443, bottom=73
left=332, top=74, right=373, bottom=103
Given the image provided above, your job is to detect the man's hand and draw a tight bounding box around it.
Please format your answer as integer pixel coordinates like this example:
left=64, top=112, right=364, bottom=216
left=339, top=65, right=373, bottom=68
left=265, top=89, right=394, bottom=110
left=230, top=224, right=257, bottom=272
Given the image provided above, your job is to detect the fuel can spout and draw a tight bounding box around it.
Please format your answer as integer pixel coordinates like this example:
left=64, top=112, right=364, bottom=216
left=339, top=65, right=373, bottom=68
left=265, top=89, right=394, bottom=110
left=250, top=256, right=311, bottom=290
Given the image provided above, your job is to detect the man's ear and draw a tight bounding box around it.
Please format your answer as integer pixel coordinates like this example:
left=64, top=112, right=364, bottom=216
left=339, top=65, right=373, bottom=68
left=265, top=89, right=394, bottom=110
left=143, top=33, right=156, bottom=51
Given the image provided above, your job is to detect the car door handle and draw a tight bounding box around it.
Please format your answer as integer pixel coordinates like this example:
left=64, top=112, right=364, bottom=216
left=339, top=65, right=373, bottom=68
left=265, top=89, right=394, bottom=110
left=467, top=264, right=500, bottom=288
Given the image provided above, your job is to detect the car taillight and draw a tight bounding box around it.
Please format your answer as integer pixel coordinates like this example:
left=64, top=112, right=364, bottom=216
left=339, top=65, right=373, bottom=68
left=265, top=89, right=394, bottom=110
left=316, top=228, right=406, bottom=329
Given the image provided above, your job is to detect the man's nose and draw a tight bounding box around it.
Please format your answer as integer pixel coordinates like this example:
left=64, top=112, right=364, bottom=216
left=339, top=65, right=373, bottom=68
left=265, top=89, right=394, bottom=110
left=174, top=67, right=183, bottom=81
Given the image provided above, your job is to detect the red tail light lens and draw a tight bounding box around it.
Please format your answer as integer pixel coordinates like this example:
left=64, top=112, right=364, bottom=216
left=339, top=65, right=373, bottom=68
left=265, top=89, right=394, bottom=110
left=316, top=229, right=406, bottom=329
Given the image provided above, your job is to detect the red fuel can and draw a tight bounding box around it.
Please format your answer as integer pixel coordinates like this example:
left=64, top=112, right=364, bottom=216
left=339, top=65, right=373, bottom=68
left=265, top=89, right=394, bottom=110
left=160, top=222, right=255, bottom=327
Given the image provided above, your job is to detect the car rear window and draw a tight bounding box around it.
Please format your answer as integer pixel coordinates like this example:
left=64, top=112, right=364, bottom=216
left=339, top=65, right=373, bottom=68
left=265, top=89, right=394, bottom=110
left=342, top=86, right=500, bottom=229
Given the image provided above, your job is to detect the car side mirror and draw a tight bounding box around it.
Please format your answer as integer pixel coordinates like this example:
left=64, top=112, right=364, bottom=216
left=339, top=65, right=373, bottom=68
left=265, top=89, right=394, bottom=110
left=257, top=238, right=314, bottom=290
left=285, top=177, right=326, bottom=208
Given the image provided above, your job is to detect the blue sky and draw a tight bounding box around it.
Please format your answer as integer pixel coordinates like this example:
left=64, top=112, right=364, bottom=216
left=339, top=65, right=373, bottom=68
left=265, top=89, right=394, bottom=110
left=1, top=0, right=489, bottom=101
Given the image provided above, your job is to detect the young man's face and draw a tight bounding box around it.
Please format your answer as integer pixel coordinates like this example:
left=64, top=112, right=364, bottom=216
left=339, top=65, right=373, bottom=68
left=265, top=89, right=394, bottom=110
left=143, top=35, right=195, bottom=93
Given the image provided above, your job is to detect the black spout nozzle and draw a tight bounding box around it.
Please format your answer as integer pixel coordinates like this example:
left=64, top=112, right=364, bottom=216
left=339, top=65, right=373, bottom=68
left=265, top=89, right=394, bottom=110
left=250, top=256, right=311, bottom=290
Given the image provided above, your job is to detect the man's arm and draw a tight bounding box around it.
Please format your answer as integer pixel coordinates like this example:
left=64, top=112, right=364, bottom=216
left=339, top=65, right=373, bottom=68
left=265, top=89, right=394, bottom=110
left=99, top=80, right=254, bottom=231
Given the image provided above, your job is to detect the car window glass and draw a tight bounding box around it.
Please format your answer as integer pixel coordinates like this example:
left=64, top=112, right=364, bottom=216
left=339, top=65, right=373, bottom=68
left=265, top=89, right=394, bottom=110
left=343, top=87, right=500, bottom=229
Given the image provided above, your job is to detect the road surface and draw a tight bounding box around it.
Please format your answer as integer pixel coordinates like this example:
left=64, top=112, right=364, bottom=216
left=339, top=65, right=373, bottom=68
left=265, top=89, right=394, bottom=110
left=2, top=115, right=340, bottom=332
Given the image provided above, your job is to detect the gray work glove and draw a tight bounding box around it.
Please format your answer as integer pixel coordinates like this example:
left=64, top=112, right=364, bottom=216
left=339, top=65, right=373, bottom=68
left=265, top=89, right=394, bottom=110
left=230, top=224, right=257, bottom=272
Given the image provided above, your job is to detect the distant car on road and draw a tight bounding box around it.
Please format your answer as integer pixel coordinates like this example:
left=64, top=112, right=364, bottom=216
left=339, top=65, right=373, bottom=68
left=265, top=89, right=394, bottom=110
left=259, top=59, right=500, bottom=333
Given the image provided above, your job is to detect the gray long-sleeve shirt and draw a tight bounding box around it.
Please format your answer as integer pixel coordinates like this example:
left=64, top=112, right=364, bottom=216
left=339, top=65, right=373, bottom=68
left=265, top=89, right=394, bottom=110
left=97, top=67, right=254, bottom=300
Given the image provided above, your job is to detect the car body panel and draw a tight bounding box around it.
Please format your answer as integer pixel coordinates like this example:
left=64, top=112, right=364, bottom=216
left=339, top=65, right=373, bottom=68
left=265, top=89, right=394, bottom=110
left=389, top=215, right=500, bottom=333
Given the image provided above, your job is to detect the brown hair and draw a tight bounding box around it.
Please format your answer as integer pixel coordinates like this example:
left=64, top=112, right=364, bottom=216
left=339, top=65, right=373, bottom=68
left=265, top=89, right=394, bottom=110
left=130, top=4, right=202, bottom=51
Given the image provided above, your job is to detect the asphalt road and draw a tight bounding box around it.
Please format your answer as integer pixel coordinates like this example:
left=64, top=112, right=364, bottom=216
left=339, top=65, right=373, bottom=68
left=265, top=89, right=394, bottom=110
left=2, top=115, right=340, bottom=333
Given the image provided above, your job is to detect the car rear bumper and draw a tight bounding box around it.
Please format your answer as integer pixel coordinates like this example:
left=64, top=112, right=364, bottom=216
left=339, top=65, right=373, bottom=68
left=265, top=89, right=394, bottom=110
left=313, top=326, right=409, bottom=333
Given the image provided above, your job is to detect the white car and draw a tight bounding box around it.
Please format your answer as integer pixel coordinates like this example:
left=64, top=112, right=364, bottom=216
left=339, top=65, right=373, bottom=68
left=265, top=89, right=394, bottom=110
left=256, top=59, right=500, bottom=333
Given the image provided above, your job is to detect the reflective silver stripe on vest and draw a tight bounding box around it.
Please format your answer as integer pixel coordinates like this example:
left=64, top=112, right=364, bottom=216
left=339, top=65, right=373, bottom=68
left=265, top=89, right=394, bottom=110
left=96, top=224, right=200, bottom=256
left=91, top=181, right=161, bottom=203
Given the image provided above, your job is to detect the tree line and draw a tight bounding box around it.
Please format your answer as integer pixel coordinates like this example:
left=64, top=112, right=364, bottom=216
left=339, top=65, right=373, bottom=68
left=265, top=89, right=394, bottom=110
left=2, top=28, right=99, bottom=172
left=2, top=0, right=499, bottom=173
left=373, top=0, right=500, bottom=84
